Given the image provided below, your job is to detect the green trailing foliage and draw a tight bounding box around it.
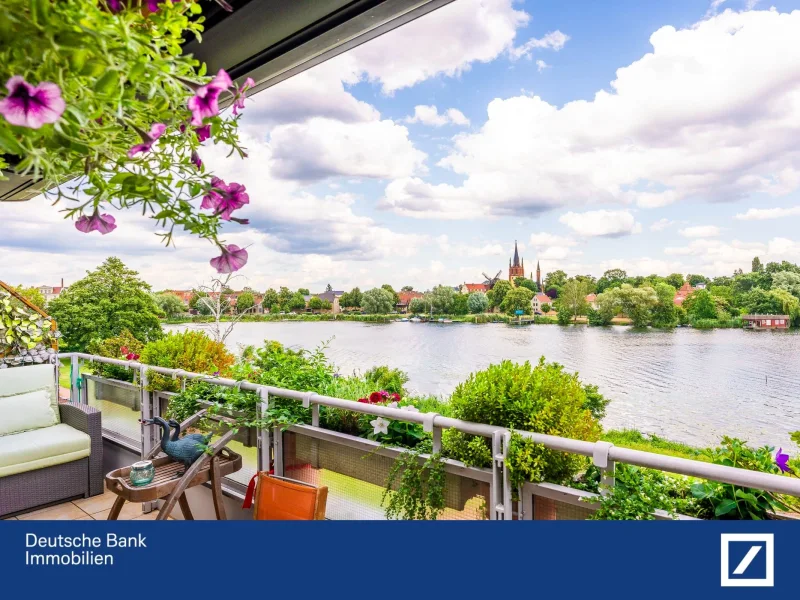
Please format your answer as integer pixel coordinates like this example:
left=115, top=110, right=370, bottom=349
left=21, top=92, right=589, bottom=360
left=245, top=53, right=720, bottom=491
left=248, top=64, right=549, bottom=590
left=0, top=289, right=58, bottom=365
left=382, top=443, right=446, bottom=521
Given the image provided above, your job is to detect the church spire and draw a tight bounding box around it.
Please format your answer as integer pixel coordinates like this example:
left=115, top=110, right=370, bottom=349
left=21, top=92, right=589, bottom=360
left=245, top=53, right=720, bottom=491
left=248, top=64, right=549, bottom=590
left=512, top=240, right=520, bottom=267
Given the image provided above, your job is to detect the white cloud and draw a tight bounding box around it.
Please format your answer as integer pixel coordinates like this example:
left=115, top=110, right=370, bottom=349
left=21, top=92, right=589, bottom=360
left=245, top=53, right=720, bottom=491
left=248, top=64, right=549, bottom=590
left=663, top=236, right=800, bottom=275
left=529, top=232, right=577, bottom=247
left=436, top=235, right=505, bottom=257
left=268, top=118, right=426, bottom=181
left=382, top=9, right=800, bottom=219
left=735, top=206, right=800, bottom=220
left=405, top=105, right=470, bottom=127
left=535, top=60, right=550, bottom=73
left=340, top=0, right=529, bottom=93
left=706, top=0, right=727, bottom=17
left=509, top=31, right=570, bottom=60
left=679, top=225, right=721, bottom=238
left=559, top=210, right=641, bottom=237
left=650, top=218, right=676, bottom=231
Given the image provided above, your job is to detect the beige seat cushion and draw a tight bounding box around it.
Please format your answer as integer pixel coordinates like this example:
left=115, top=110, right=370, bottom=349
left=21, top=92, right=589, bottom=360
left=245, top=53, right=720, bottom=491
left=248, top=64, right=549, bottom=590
left=0, top=389, right=58, bottom=436
left=0, top=363, right=60, bottom=424
left=0, top=424, right=90, bottom=478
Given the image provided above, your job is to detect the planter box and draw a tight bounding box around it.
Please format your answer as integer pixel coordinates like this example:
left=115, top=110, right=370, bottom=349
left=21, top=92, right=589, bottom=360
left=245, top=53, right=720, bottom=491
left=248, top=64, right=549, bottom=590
left=93, top=378, right=140, bottom=411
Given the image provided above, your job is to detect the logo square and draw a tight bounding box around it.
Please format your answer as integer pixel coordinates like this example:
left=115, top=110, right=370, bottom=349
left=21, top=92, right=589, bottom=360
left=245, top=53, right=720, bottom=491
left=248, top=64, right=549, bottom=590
left=720, top=533, right=774, bottom=587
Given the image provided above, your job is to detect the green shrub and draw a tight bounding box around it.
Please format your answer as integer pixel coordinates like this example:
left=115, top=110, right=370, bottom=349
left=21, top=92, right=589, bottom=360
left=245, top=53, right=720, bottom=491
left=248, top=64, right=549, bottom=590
left=235, top=340, right=335, bottom=393
left=86, top=329, right=144, bottom=383
left=140, top=330, right=234, bottom=392
left=442, top=358, right=601, bottom=488
left=601, top=429, right=703, bottom=460
left=364, top=365, right=409, bottom=395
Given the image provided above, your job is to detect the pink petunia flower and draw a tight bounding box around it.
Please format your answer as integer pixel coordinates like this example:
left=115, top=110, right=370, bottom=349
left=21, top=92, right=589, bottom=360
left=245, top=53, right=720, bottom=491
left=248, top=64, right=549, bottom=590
left=146, top=0, right=162, bottom=12
left=127, top=122, right=166, bottom=158
left=187, top=69, right=232, bottom=126
left=191, top=150, right=202, bottom=169
left=0, top=76, right=65, bottom=129
left=232, top=77, right=256, bottom=116
left=200, top=176, right=249, bottom=220
left=210, top=244, right=248, bottom=273
left=75, top=210, right=117, bottom=235
left=195, top=125, right=212, bottom=142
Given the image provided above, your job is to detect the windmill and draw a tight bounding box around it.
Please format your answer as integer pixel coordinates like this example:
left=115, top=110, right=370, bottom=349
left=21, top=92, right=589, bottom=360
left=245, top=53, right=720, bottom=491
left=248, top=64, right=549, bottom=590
left=482, top=270, right=502, bottom=289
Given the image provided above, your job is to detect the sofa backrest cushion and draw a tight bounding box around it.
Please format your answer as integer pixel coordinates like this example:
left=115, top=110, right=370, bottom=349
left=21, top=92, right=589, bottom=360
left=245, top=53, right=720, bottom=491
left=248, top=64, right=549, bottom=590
left=0, top=389, right=58, bottom=436
left=0, top=363, right=60, bottom=424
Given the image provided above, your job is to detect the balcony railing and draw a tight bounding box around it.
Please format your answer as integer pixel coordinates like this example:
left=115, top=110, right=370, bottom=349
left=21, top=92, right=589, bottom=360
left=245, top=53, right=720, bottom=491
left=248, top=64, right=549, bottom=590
left=60, top=352, right=800, bottom=520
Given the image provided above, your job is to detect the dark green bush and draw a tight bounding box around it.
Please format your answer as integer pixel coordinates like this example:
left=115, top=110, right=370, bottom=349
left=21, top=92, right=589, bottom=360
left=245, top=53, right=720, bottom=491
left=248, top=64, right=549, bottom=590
left=364, top=365, right=409, bottom=395
left=86, top=329, right=143, bottom=383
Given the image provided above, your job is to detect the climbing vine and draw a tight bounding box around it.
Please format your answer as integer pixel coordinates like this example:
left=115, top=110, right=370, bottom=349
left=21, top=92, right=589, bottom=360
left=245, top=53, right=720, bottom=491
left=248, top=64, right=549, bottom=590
left=382, top=444, right=446, bottom=520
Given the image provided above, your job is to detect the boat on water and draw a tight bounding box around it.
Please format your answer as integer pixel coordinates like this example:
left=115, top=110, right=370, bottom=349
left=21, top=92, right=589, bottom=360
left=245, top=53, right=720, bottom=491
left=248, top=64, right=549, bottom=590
left=409, top=317, right=422, bottom=322
left=398, top=317, right=409, bottom=322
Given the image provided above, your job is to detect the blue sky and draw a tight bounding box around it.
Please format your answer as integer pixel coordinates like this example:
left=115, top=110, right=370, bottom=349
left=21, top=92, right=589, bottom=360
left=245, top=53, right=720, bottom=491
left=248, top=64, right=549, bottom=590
left=5, top=0, right=800, bottom=292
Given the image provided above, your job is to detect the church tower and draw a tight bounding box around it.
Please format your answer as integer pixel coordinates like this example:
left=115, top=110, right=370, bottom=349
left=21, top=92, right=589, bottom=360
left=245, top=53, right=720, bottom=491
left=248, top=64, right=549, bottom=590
left=536, top=261, right=541, bottom=291
left=508, top=240, right=525, bottom=281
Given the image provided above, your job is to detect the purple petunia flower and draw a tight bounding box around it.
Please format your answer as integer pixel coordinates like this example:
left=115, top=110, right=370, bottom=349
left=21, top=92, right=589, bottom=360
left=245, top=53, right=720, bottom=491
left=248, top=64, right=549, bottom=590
left=127, top=122, right=166, bottom=158
left=210, top=244, right=248, bottom=273
left=187, top=69, right=232, bottom=126
left=107, top=0, right=124, bottom=13
left=232, top=77, right=256, bottom=116
left=191, top=150, right=202, bottom=169
left=146, top=0, right=163, bottom=12
left=200, top=176, right=249, bottom=220
left=0, top=76, right=65, bottom=129
left=75, top=210, right=117, bottom=235
left=776, top=448, right=791, bottom=473
left=195, top=124, right=212, bottom=142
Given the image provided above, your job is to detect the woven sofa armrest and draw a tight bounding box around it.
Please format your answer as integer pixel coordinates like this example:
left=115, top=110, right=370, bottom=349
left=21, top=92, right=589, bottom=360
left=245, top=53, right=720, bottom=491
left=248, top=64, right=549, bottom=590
left=59, top=403, right=104, bottom=497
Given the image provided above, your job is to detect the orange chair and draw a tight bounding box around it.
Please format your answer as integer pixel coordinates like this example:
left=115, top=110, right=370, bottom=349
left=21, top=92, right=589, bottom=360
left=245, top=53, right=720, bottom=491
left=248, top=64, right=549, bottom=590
left=248, top=473, right=328, bottom=520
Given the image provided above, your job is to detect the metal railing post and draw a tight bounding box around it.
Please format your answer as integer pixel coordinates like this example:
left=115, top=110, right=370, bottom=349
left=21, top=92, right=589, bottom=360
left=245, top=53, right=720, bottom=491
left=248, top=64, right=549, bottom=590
left=594, top=441, right=615, bottom=496
left=491, top=430, right=512, bottom=520
left=69, top=354, right=80, bottom=402
left=257, top=388, right=271, bottom=473
left=138, top=366, right=156, bottom=513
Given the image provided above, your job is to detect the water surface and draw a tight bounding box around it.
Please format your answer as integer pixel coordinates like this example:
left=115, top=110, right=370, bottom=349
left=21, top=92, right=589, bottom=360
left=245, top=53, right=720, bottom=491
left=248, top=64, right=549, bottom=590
left=165, top=322, right=800, bottom=450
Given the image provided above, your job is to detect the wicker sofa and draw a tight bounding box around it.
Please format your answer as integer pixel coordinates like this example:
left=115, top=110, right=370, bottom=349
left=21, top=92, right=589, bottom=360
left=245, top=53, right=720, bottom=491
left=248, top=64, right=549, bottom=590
left=0, top=363, right=103, bottom=517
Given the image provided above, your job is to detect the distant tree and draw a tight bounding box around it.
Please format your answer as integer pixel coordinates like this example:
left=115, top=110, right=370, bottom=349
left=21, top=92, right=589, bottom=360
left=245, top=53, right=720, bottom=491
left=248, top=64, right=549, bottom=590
left=545, top=287, right=558, bottom=299
left=752, top=256, right=763, bottom=273
left=194, top=274, right=259, bottom=343
left=277, top=286, right=293, bottom=308
left=11, top=285, right=46, bottom=309
left=429, top=285, right=456, bottom=314
left=541, top=302, right=551, bottom=313
left=308, top=296, right=332, bottom=311
left=48, top=257, right=162, bottom=351
left=262, top=288, right=279, bottom=311
left=487, top=280, right=512, bottom=308
left=560, top=279, right=590, bottom=323
left=467, top=292, right=489, bottom=314
left=685, top=289, right=717, bottom=320
left=765, top=260, right=800, bottom=274
left=596, top=269, right=627, bottom=293
left=401, top=285, right=414, bottom=292
left=287, top=292, right=307, bottom=312
left=408, top=297, right=426, bottom=314
left=772, top=271, right=800, bottom=298
left=190, top=290, right=212, bottom=315
left=236, top=291, right=255, bottom=314
left=741, top=288, right=799, bottom=323
left=362, top=288, right=395, bottom=314
left=650, top=283, right=678, bottom=328
left=325, top=283, right=333, bottom=292
left=614, top=284, right=658, bottom=327
left=297, top=288, right=310, bottom=295
left=574, top=274, right=597, bottom=294
left=340, top=287, right=362, bottom=309
left=500, top=287, right=533, bottom=315
left=154, top=292, right=186, bottom=318
left=381, top=284, right=400, bottom=306
left=593, top=291, right=618, bottom=326
left=514, top=277, right=538, bottom=293
left=543, top=270, right=568, bottom=295
left=452, top=293, right=469, bottom=315
left=665, top=273, right=685, bottom=289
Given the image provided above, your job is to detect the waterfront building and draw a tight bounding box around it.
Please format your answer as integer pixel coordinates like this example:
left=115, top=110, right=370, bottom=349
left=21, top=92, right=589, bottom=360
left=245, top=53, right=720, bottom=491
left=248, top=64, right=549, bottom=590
left=460, top=283, right=489, bottom=295
left=742, top=314, right=790, bottom=329
left=673, top=281, right=696, bottom=306
left=397, top=290, right=423, bottom=313
left=531, top=293, right=552, bottom=314
left=586, top=293, right=598, bottom=309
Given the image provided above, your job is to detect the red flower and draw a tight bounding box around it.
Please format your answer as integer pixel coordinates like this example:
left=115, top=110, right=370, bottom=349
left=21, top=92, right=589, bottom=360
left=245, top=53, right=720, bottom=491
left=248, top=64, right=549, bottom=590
left=357, top=398, right=368, bottom=404
left=390, top=393, right=401, bottom=402
left=126, top=352, right=139, bottom=360
left=369, top=391, right=383, bottom=404
left=120, top=346, right=129, bottom=355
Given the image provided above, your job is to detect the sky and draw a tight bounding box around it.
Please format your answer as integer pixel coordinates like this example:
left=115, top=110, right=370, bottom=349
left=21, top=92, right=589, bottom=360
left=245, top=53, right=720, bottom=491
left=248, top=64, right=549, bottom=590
left=4, top=0, right=800, bottom=293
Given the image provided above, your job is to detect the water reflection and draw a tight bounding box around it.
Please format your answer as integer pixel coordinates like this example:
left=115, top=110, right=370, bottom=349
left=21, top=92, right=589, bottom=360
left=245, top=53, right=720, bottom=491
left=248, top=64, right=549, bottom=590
left=165, top=322, right=800, bottom=451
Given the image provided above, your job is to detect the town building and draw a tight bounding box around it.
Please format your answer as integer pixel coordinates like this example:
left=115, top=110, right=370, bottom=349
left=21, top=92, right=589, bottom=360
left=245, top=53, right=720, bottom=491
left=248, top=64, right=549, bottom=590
left=460, top=283, right=489, bottom=295
left=166, top=290, right=193, bottom=305
left=397, top=290, right=423, bottom=313
left=306, top=290, right=344, bottom=314
left=531, top=293, right=552, bottom=314
left=585, top=293, right=598, bottom=309
left=673, top=281, right=696, bottom=306
left=508, top=240, right=525, bottom=281
left=37, top=279, right=67, bottom=303
left=742, top=315, right=790, bottom=329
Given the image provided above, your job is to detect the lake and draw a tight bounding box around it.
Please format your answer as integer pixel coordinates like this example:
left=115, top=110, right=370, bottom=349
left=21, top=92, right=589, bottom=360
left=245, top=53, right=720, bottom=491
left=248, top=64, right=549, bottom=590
left=164, top=322, right=800, bottom=451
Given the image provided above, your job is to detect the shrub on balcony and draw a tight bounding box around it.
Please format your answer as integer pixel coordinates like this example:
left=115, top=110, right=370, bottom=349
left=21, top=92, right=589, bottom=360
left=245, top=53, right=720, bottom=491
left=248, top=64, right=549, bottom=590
left=442, top=358, right=602, bottom=488
left=0, top=1, right=252, bottom=270
left=86, top=328, right=144, bottom=382
left=140, top=329, right=233, bottom=392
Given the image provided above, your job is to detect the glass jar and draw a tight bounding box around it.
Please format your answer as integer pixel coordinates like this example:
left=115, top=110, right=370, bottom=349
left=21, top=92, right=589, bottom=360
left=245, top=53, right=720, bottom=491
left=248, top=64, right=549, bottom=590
left=129, top=460, right=155, bottom=486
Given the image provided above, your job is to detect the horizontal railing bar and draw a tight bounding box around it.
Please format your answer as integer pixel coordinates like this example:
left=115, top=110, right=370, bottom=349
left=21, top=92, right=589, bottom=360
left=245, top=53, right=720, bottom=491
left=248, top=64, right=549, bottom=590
left=61, top=352, right=800, bottom=498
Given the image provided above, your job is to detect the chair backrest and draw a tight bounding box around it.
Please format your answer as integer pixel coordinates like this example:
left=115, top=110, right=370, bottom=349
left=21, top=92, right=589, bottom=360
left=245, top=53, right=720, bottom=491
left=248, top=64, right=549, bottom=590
left=252, top=474, right=328, bottom=520
left=0, top=363, right=60, bottom=422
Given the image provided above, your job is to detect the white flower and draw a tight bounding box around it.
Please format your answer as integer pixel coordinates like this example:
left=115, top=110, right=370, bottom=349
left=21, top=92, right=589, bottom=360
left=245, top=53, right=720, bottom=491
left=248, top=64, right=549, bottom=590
left=387, top=401, right=399, bottom=409
left=401, top=405, right=420, bottom=413
left=370, top=417, right=390, bottom=435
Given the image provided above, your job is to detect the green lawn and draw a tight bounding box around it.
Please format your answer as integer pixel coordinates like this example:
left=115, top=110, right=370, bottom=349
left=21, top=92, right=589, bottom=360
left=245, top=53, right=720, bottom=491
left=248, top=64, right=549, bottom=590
left=601, top=428, right=707, bottom=461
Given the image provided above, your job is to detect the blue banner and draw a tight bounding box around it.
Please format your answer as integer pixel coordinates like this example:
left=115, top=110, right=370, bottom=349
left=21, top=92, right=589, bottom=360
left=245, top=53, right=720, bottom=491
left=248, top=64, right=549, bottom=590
left=1, top=520, right=796, bottom=599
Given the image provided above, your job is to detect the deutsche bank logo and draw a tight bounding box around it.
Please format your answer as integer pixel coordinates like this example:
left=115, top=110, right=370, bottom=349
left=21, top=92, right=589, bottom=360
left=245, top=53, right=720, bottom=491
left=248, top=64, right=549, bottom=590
left=720, top=534, right=774, bottom=587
